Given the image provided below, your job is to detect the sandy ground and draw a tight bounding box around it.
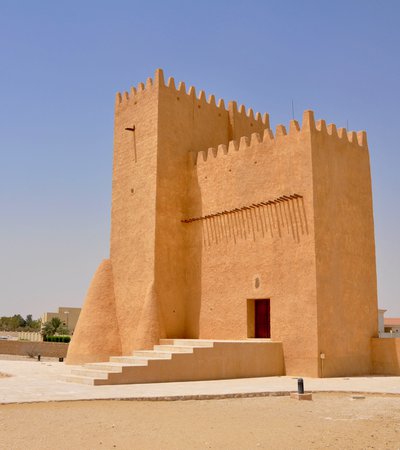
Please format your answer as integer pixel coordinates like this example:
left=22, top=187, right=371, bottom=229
left=0, top=394, right=399, bottom=450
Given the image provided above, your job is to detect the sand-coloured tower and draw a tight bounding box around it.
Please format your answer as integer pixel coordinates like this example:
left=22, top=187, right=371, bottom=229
left=67, top=69, right=378, bottom=377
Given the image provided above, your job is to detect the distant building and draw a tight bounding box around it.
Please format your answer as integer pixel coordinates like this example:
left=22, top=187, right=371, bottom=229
left=378, top=309, right=386, bottom=334
left=378, top=309, right=400, bottom=338
left=384, top=317, right=400, bottom=334
left=41, top=307, right=81, bottom=333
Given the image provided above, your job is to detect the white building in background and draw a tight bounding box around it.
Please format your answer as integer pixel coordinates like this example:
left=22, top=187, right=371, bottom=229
left=378, top=309, right=400, bottom=338
left=384, top=318, right=400, bottom=334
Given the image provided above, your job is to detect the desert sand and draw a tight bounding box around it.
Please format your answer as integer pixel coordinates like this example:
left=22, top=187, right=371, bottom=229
left=0, top=393, right=399, bottom=449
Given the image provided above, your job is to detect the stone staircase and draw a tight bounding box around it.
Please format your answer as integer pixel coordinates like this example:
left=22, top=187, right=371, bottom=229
left=64, top=339, right=284, bottom=386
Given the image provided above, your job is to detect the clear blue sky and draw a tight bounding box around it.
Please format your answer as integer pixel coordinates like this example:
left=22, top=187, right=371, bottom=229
left=0, top=0, right=399, bottom=318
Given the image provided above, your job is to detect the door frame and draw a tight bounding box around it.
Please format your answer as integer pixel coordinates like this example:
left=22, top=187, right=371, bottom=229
left=247, top=298, right=271, bottom=338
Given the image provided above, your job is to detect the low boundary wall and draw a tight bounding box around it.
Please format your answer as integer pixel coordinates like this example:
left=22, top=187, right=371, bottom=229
left=0, top=331, right=42, bottom=342
left=0, top=340, right=68, bottom=358
left=371, top=337, right=400, bottom=375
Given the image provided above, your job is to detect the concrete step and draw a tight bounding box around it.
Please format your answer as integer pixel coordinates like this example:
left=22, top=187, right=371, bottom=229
left=159, top=339, right=214, bottom=348
left=159, top=339, right=181, bottom=345
left=133, top=350, right=172, bottom=359
left=65, top=340, right=284, bottom=386
left=71, top=368, right=110, bottom=379
left=63, top=375, right=97, bottom=386
left=153, top=345, right=194, bottom=353
left=84, top=362, right=125, bottom=372
left=109, top=356, right=149, bottom=365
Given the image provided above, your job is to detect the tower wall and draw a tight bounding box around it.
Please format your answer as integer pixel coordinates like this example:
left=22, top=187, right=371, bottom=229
left=111, top=77, right=160, bottom=353
left=185, top=114, right=320, bottom=376
left=311, top=121, right=378, bottom=376
left=154, top=72, right=269, bottom=339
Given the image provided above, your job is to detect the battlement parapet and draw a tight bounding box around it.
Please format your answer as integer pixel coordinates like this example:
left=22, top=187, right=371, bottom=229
left=115, top=69, right=269, bottom=127
left=192, top=110, right=368, bottom=166
left=115, top=72, right=158, bottom=107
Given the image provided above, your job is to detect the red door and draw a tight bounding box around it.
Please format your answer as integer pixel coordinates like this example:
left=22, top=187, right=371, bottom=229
left=255, top=299, right=270, bottom=338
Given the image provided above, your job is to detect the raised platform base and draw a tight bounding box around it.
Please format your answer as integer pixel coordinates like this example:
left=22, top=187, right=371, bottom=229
left=290, top=392, right=313, bottom=401
left=64, top=339, right=284, bottom=386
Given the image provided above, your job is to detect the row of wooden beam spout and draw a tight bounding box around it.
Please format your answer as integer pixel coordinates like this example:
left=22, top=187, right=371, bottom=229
left=181, top=194, right=303, bottom=224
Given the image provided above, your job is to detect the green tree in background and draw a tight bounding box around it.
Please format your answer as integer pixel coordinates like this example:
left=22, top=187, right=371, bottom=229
left=0, top=314, right=25, bottom=331
left=41, top=317, right=69, bottom=338
left=0, top=314, right=41, bottom=331
left=25, top=315, right=40, bottom=330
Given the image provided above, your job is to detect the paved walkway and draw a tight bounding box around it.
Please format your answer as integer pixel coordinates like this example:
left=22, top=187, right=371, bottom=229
left=1, top=357, right=399, bottom=404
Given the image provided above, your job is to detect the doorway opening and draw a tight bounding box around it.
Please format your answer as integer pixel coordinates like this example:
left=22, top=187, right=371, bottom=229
left=247, top=299, right=271, bottom=338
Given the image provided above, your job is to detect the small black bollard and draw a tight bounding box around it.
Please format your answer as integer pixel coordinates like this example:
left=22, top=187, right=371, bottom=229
left=59, top=357, right=64, bottom=362
left=297, top=378, right=304, bottom=394
left=37, top=355, right=41, bottom=362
